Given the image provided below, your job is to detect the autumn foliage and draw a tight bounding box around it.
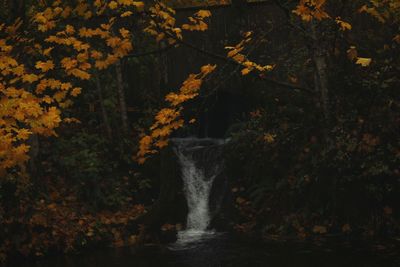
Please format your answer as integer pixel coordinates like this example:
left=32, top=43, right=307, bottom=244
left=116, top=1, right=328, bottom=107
left=137, top=64, right=216, bottom=164
left=0, top=0, right=141, bottom=175
left=0, top=182, right=145, bottom=260
left=1, top=0, right=400, bottom=264
left=0, top=0, right=214, bottom=176
left=0, top=0, right=215, bottom=261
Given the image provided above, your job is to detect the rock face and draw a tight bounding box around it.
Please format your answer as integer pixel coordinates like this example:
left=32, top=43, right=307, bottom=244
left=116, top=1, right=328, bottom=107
left=209, top=164, right=236, bottom=232
left=135, top=145, right=187, bottom=233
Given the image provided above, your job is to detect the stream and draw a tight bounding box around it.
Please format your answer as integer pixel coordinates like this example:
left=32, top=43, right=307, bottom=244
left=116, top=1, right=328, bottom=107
left=13, top=138, right=400, bottom=267
left=14, top=235, right=400, bottom=267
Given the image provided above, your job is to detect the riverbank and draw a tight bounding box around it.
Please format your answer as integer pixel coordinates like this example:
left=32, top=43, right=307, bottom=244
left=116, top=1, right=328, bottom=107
left=4, top=213, right=400, bottom=267
left=8, top=231, right=400, bottom=267
left=0, top=189, right=146, bottom=265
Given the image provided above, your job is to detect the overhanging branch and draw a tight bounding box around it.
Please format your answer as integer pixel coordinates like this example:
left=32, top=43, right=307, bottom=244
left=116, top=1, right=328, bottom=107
left=166, top=32, right=314, bottom=94
left=171, top=0, right=275, bottom=12
left=123, top=43, right=175, bottom=59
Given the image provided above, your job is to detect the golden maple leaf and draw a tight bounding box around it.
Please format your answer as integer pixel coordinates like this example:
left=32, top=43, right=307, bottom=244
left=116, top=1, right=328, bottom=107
left=35, top=60, right=55, bottom=72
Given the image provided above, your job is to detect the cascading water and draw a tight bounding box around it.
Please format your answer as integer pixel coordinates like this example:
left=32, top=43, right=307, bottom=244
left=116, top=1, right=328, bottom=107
left=170, top=138, right=226, bottom=249
left=177, top=150, right=214, bottom=230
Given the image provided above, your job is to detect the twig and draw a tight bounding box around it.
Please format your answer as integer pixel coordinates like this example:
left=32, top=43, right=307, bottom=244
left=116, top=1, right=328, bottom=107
left=164, top=31, right=314, bottom=94
left=171, top=0, right=275, bottom=12
left=123, top=43, right=175, bottom=59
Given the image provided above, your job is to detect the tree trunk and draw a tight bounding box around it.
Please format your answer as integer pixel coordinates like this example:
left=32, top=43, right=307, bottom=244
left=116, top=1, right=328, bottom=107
left=132, top=147, right=186, bottom=243
left=158, top=41, right=169, bottom=99
left=8, top=0, right=25, bottom=23
left=310, top=22, right=338, bottom=213
left=27, top=133, right=39, bottom=177
left=94, top=72, right=112, bottom=140
left=310, top=22, right=330, bottom=123
left=115, top=60, right=129, bottom=135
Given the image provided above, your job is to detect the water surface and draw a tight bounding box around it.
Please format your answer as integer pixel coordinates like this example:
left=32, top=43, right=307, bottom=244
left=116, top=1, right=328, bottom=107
left=15, top=138, right=399, bottom=267
left=16, top=233, right=400, bottom=267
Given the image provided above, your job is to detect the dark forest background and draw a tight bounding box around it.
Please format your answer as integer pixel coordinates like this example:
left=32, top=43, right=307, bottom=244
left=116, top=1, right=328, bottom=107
left=0, top=0, right=399, bottom=263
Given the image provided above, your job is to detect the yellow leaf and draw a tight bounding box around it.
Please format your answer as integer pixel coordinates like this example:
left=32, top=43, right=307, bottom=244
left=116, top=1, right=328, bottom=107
left=121, top=11, right=133, bottom=17
left=336, top=18, right=352, bottom=31
left=17, top=129, right=31, bottom=140
left=289, top=75, right=298, bottom=84
left=356, top=57, right=372, bottom=67
left=59, top=100, right=73, bottom=108
left=198, top=21, right=208, bottom=31
left=12, top=65, right=24, bottom=76
left=200, top=64, right=216, bottom=75
left=61, top=57, right=78, bottom=70
left=94, top=0, right=102, bottom=8
left=156, top=33, right=165, bottom=42
left=358, top=5, right=385, bottom=23
left=22, top=74, right=39, bottom=83
left=227, top=48, right=243, bottom=58
left=54, top=91, right=66, bottom=102
left=42, top=95, right=53, bottom=104
left=313, top=225, right=327, bottom=234
left=69, top=69, right=91, bottom=80
left=71, top=87, right=82, bottom=97
left=109, top=1, right=118, bottom=9
left=293, top=0, right=330, bottom=21
left=43, top=47, right=54, bottom=56
left=61, top=6, right=72, bottom=18
left=196, top=10, right=211, bottom=18
left=64, top=117, right=81, bottom=124
left=79, top=62, right=91, bottom=70
left=106, top=37, right=121, bottom=48
left=14, top=111, right=25, bottom=121
left=263, top=133, right=276, bottom=143
left=95, top=60, right=109, bottom=70
left=244, top=31, right=252, bottom=38
left=84, top=11, right=92, bottom=20
left=35, top=60, right=54, bottom=72
left=48, top=79, right=61, bottom=89
left=65, top=25, right=75, bottom=34
left=155, top=139, right=169, bottom=148
left=241, top=68, right=251, bottom=76
left=76, top=3, right=89, bottom=16
left=133, top=1, right=144, bottom=11
left=119, top=28, right=130, bottom=38
left=91, top=50, right=103, bottom=60
left=233, top=54, right=245, bottom=63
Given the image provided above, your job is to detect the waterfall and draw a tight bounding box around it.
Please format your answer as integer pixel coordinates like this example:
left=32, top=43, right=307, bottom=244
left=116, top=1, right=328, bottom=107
left=176, top=146, right=215, bottom=231
left=171, top=138, right=226, bottom=247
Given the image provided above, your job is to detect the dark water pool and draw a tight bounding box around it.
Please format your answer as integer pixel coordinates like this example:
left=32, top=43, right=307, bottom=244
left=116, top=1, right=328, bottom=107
left=13, top=233, right=400, bottom=267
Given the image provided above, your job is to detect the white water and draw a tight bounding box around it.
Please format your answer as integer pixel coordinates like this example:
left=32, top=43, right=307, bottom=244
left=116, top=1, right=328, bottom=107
left=171, top=138, right=225, bottom=248
left=177, top=149, right=215, bottom=230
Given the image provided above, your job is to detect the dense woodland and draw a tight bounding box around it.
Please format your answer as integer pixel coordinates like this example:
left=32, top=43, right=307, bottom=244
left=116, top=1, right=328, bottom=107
left=0, top=0, right=400, bottom=264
